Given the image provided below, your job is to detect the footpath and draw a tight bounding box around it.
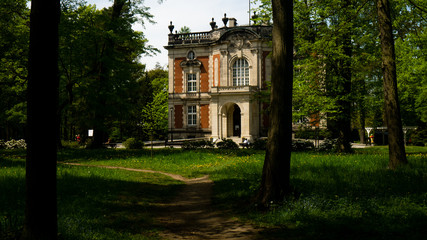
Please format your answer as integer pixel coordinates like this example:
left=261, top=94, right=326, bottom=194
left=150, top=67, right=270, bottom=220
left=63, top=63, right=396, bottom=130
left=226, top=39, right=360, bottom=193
left=64, top=163, right=260, bottom=239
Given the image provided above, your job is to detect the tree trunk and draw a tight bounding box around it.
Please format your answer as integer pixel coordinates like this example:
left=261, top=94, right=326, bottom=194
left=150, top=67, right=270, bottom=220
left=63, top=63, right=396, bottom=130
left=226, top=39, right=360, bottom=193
left=376, top=0, right=407, bottom=169
left=337, top=0, right=353, bottom=153
left=90, top=0, right=126, bottom=148
left=21, top=0, right=60, bottom=239
left=257, top=0, right=293, bottom=206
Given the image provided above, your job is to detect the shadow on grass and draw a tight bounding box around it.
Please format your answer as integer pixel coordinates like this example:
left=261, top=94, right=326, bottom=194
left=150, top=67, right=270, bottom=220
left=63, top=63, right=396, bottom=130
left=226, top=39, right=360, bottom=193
left=210, top=157, right=427, bottom=240
left=1, top=161, right=184, bottom=240
left=57, top=167, right=184, bottom=239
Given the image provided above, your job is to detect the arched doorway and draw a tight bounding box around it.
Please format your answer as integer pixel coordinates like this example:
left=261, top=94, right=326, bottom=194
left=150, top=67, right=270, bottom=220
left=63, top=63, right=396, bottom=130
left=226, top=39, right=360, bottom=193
left=233, top=104, right=241, bottom=137
left=221, top=103, right=241, bottom=138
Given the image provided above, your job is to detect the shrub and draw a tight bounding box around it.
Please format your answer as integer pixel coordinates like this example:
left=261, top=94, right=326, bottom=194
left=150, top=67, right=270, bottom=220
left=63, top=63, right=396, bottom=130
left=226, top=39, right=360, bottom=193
left=216, top=138, right=239, bottom=150
left=295, top=128, right=330, bottom=140
left=250, top=138, right=267, bottom=150
left=61, top=140, right=81, bottom=149
left=410, top=126, right=426, bottom=146
left=317, top=138, right=337, bottom=152
left=123, top=138, right=144, bottom=149
left=1, top=139, right=27, bottom=149
left=182, top=140, right=214, bottom=150
left=291, top=139, right=314, bottom=151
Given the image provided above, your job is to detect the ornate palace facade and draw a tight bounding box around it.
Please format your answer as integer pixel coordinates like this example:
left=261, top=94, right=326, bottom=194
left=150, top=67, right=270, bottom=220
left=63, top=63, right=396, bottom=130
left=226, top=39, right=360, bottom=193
left=165, top=16, right=272, bottom=140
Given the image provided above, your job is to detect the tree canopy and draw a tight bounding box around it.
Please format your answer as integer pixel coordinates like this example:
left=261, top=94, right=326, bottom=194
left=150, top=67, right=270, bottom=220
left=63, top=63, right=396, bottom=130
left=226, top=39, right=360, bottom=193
left=253, top=0, right=427, bottom=147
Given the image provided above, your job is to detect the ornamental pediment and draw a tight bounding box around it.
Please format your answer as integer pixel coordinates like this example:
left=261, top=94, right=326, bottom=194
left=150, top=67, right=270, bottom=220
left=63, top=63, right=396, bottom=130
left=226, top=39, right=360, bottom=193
left=180, top=59, right=202, bottom=68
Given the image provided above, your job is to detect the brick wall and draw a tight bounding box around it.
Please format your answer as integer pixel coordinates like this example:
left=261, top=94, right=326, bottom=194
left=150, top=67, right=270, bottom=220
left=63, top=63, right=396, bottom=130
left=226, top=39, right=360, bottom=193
left=199, top=56, right=209, bottom=92
left=174, top=105, right=183, bottom=128
left=200, top=104, right=210, bottom=129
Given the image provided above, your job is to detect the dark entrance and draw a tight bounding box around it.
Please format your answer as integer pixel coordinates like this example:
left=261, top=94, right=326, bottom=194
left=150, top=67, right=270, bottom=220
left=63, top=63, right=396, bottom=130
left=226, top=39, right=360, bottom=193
left=233, top=104, right=241, bottom=137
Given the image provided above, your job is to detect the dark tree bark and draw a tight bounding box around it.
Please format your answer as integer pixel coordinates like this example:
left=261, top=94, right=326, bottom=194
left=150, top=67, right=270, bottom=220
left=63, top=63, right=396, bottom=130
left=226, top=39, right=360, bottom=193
left=22, top=0, right=60, bottom=239
left=257, top=0, right=293, bottom=206
left=376, top=0, right=408, bottom=169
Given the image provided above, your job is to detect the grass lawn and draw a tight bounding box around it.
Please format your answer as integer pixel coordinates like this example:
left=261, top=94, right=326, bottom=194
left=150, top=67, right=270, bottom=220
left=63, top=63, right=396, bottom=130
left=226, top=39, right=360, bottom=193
left=1, top=146, right=426, bottom=239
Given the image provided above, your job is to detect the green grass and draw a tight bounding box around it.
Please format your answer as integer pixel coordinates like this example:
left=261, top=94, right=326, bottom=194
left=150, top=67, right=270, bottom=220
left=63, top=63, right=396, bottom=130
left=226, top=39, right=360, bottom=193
left=1, top=146, right=426, bottom=239
left=1, top=149, right=183, bottom=239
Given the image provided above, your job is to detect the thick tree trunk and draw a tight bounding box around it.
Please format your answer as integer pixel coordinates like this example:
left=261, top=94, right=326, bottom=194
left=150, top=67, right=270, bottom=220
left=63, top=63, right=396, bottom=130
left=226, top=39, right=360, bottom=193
left=22, top=0, right=60, bottom=239
left=257, top=0, right=293, bottom=206
left=376, top=0, right=407, bottom=169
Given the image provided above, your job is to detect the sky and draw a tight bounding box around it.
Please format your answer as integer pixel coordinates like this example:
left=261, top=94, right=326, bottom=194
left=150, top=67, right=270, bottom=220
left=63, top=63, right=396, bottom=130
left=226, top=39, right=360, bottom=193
left=86, top=0, right=258, bottom=70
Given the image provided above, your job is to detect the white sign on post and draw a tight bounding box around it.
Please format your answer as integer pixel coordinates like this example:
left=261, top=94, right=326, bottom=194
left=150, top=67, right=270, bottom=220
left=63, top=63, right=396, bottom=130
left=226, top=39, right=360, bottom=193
left=88, top=129, right=94, bottom=137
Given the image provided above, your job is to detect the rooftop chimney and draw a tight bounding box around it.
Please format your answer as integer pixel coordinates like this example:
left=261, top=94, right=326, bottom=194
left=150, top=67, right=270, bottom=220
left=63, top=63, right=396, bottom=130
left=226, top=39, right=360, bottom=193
left=228, top=18, right=237, bottom=27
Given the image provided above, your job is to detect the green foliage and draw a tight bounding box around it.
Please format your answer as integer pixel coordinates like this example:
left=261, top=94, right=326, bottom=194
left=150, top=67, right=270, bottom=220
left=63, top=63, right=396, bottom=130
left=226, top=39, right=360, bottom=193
left=410, top=125, right=427, bottom=146
left=123, top=138, right=144, bottom=149
left=0, top=139, right=27, bottom=149
left=0, top=0, right=29, bottom=140
left=57, top=0, right=159, bottom=144
left=252, top=0, right=427, bottom=143
left=292, top=139, right=315, bottom=152
left=216, top=139, right=239, bottom=150
left=178, top=26, right=191, bottom=34
left=182, top=140, right=214, bottom=150
left=249, top=138, right=268, bottom=150
left=295, top=128, right=330, bottom=140
left=141, top=83, right=168, bottom=140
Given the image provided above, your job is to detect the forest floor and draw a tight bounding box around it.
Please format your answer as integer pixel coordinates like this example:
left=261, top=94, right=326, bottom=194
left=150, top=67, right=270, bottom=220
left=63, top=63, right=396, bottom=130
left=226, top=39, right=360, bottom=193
left=64, top=163, right=261, bottom=239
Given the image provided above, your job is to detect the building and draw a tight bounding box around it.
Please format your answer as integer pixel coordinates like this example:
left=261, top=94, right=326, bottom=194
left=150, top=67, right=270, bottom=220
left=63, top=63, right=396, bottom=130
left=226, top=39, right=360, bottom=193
left=165, top=16, right=272, bottom=141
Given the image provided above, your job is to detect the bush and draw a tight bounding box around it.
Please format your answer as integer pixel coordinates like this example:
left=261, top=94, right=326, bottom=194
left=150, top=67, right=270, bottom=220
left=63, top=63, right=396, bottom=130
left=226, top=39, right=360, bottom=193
left=1, top=139, right=27, bottom=149
left=123, top=138, right=144, bottom=149
left=216, top=138, right=239, bottom=150
left=410, top=126, right=426, bottom=146
left=61, top=140, right=81, bottom=149
left=292, top=139, right=314, bottom=151
left=182, top=140, right=214, bottom=150
left=317, top=138, right=337, bottom=152
left=295, top=128, right=330, bottom=140
left=250, top=138, right=267, bottom=150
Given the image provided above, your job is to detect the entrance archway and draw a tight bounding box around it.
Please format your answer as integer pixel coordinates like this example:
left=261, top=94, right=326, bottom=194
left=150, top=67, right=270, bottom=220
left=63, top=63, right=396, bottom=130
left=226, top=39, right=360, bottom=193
left=221, top=103, right=241, bottom=138
left=232, top=104, right=241, bottom=137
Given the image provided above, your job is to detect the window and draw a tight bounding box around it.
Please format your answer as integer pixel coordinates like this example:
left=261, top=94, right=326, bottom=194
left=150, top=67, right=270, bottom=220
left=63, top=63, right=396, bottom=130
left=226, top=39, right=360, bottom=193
left=187, top=105, right=197, bottom=126
left=187, top=73, right=197, bottom=92
left=232, top=58, right=249, bottom=86
left=187, top=51, right=195, bottom=60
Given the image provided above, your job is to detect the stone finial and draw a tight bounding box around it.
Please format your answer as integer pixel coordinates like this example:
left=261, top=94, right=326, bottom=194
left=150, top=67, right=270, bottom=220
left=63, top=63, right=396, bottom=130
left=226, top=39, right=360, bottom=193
left=210, top=18, right=216, bottom=30
left=222, top=13, right=228, bottom=27
left=168, top=21, right=174, bottom=34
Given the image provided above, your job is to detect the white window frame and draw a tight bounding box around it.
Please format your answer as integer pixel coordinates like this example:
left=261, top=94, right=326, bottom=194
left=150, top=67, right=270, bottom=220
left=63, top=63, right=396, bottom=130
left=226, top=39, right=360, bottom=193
left=232, top=58, right=249, bottom=86
left=187, top=73, right=197, bottom=92
left=187, top=105, right=197, bottom=126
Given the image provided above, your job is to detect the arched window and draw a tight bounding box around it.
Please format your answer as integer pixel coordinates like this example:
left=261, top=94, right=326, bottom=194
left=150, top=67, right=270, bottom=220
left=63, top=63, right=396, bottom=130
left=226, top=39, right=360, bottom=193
left=232, top=58, right=249, bottom=86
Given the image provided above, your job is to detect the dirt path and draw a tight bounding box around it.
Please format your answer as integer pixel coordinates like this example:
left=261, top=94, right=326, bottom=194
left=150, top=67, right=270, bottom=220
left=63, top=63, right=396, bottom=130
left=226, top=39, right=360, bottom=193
left=63, top=163, right=260, bottom=239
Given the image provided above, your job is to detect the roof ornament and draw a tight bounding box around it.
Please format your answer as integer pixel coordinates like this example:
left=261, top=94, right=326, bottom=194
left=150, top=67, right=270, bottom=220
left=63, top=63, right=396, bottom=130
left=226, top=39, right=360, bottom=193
left=168, top=21, right=174, bottom=34
left=251, top=12, right=258, bottom=25
left=210, top=18, right=217, bottom=30
left=222, top=13, right=229, bottom=27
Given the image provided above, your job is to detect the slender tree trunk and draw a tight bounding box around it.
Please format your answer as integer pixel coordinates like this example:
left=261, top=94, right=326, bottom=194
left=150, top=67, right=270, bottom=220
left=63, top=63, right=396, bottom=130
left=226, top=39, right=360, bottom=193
left=91, top=0, right=126, bottom=148
left=22, top=0, right=60, bottom=239
left=257, top=0, right=293, bottom=206
left=326, top=0, right=353, bottom=153
left=376, top=0, right=407, bottom=169
left=338, top=0, right=353, bottom=153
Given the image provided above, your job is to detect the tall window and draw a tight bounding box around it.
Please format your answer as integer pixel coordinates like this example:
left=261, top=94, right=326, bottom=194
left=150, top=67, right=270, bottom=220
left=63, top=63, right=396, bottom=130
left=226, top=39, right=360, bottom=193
left=187, top=73, right=197, bottom=92
left=187, top=105, right=197, bottom=126
left=232, top=58, right=249, bottom=86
